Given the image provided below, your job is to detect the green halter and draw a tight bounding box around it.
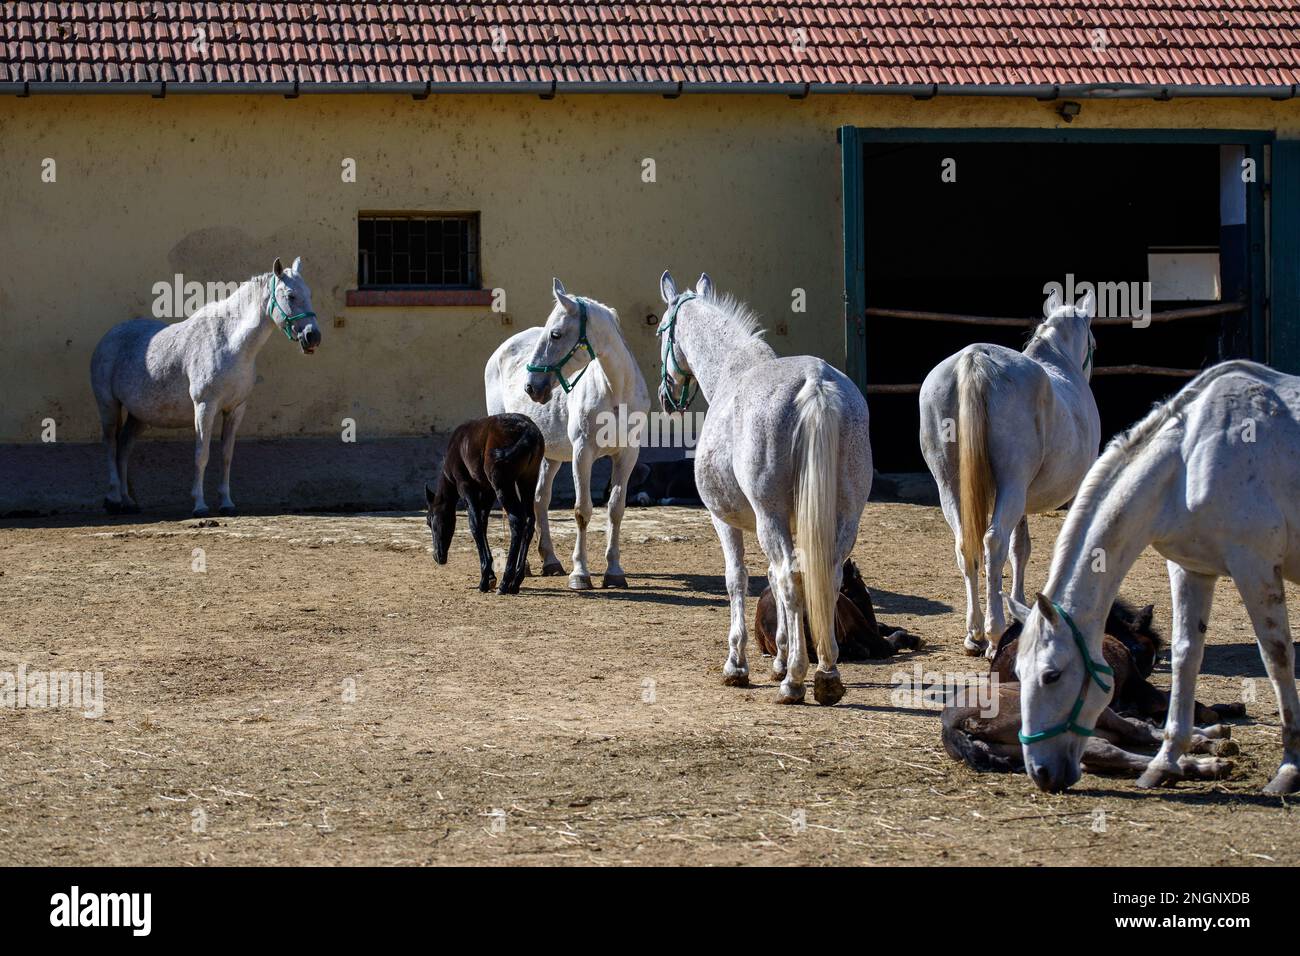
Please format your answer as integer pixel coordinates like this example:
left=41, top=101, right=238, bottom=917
left=1017, top=601, right=1114, bottom=744
left=656, top=291, right=697, bottom=411
left=267, top=273, right=317, bottom=341
left=526, top=297, right=597, bottom=393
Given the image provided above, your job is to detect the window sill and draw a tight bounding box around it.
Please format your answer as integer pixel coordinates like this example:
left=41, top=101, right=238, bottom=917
left=345, top=289, right=494, bottom=307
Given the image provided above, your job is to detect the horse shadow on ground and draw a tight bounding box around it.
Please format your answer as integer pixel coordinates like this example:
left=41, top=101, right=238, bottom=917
left=628, top=572, right=951, bottom=617
left=1196, top=641, right=1300, bottom=679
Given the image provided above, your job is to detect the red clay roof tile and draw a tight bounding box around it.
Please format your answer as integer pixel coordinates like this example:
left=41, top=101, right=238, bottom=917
left=4, top=1, right=1300, bottom=89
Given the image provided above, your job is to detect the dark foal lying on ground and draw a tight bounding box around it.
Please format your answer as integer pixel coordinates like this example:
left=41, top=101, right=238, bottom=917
left=942, top=599, right=1245, bottom=777
left=425, top=413, right=543, bottom=595
left=754, top=559, right=921, bottom=662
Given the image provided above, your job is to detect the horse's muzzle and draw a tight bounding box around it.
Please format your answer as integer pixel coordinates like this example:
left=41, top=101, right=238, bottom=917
left=1025, top=755, right=1080, bottom=793
left=300, top=324, right=322, bottom=354
left=524, top=373, right=553, bottom=404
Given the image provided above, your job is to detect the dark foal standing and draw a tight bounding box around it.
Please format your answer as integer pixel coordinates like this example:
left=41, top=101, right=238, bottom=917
left=755, top=558, right=921, bottom=661
left=425, top=413, right=543, bottom=595
left=942, top=598, right=1244, bottom=777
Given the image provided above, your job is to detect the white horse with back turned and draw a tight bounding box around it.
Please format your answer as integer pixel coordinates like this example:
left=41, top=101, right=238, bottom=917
left=90, top=257, right=322, bottom=517
left=485, top=279, right=649, bottom=589
left=1015, top=360, right=1300, bottom=795
left=919, top=288, right=1098, bottom=656
left=655, top=272, right=872, bottom=705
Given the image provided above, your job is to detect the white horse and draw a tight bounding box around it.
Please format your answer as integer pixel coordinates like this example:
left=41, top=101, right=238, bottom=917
left=484, top=279, right=649, bottom=589
left=655, top=272, right=872, bottom=705
left=1015, top=360, right=1300, bottom=795
left=919, top=288, right=1098, bottom=656
left=90, top=257, right=321, bottom=517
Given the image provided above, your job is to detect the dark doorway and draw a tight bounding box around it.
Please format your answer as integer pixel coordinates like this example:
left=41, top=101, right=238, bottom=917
left=861, top=141, right=1249, bottom=472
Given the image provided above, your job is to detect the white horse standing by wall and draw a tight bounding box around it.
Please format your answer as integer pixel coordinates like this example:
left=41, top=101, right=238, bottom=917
left=655, top=272, right=872, bottom=705
left=485, top=279, right=649, bottom=589
left=919, top=289, right=1098, bottom=656
left=90, top=257, right=322, bottom=517
left=1015, top=360, right=1300, bottom=795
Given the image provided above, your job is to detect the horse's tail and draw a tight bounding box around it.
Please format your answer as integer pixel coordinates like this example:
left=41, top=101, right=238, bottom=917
left=955, top=351, right=995, bottom=574
left=793, top=377, right=844, bottom=671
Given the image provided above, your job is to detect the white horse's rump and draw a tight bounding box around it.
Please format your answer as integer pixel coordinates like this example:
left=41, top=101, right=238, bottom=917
left=655, top=271, right=872, bottom=705
left=1014, top=360, right=1300, bottom=795
left=485, top=279, right=650, bottom=589
left=89, top=257, right=321, bottom=517
left=920, top=289, right=1098, bottom=655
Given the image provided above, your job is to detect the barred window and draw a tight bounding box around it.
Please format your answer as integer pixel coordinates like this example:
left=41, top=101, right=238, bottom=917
left=357, top=213, right=480, bottom=289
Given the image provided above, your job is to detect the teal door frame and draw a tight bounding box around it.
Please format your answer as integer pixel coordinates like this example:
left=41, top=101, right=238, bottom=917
left=838, top=125, right=1278, bottom=394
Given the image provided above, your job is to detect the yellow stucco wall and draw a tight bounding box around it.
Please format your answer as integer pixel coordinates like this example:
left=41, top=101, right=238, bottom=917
left=2, top=92, right=1299, bottom=443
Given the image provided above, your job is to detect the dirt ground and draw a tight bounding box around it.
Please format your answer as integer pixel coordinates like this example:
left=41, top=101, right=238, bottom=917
left=1, top=502, right=1297, bottom=866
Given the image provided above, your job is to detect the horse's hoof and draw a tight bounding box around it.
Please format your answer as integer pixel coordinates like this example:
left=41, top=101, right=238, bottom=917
left=1136, top=766, right=1182, bottom=789
left=192, top=507, right=211, bottom=519
left=218, top=505, right=237, bottom=517
left=541, top=561, right=566, bottom=577
left=889, top=629, right=922, bottom=651
left=479, top=576, right=497, bottom=593
left=813, top=670, right=845, bottom=706
left=568, top=573, right=593, bottom=591
left=963, top=635, right=987, bottom=657
left=601, top=573, right=628, bottom=589
left=722, top=671, right=750, bottom=688
left=1263, top=765, right=1300, bottom=794
left=770, top=664, right=787, bottom=683
left=775, top=681, right=805, bottom=705
left=1212, top=702, right=1248, bottom=719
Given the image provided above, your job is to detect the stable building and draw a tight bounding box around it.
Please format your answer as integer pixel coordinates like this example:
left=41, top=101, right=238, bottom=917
left=3, top=1, right=1300, bottom=511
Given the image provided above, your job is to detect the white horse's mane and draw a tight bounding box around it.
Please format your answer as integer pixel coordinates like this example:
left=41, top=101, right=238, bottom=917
left=700, top=288, right=767, bottom=342
left=1025, top=304, right=1081, bottom=350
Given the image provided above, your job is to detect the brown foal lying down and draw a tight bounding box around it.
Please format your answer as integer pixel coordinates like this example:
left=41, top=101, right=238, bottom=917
left=754, top=559, right=921, bottom=662
left=943, top=599, right=1244, bottom=777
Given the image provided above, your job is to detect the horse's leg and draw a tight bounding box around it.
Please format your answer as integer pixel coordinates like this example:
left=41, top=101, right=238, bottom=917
left=600, top=447, right=637, bottom=588
left=769, top=561, right=789, bottom=681
left=939, top=488, right=983, bottom=655
left=216, top=402, right=247, bottom=516
left=533, top=457, right=565, bottom=576
left=465, top=492, right=496, bottom=593
left=1008, top=516, right=1030, bottom=607
left=709, top=515, right=749, bottom=687
left=190, top=400, right=219, bottom=518
left=568, top=441, right=595, bottom=591
left=115, top=413, right=146, bottom=514
left=1231, top=561, right=1300, bottom=794
left=496, top=484, right=527, bottom=595
left=1137, top=562, right=1215, bottom=789
left=98, top=395, right=124, bottom=512
left=756, top=513, right=806, bottom=704
left=981, top=488, right=1025, bottom=658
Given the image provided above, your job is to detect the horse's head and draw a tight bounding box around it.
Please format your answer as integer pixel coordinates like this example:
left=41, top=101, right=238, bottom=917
left=424, top=480, right=456, bottom=564
left=1012, top=593, right=1114, bottom=792
left=655, top=270, right=705, bottom=412
left=267, top=257, right=323, bottom=354
left=1041, top=286, right=1096, bottom=380
left=524, top=278, right=597, bottom=404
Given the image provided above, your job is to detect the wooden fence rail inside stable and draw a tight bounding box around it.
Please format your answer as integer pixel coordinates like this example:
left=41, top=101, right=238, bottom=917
left=859, top=302, right=1238, bottom=395
left=863, top=301, right=1244, bottom=328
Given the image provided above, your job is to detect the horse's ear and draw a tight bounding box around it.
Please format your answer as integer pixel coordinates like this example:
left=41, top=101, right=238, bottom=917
left=290, top=256, right=303, bottom=275
left=1076, top=287, right=1096, bottom=319
left=1137, top=604, right=1155, bottom=631
left=1034, top=592, right=1059, bottom=624
left=552, top=277, right=566, bottom=298
left=1043, top=285, right=1061, bottom=317
left=696, top=273, right=713, bottom=299
left=1006, top=592, right=1032, bottom=624
left=424, top=482, right=437, bottom=507
left=553, top=279, right=578, bottom=315
left=273, top=257, right=284, bottom=277
left=660, top=270, right=678, bottom=305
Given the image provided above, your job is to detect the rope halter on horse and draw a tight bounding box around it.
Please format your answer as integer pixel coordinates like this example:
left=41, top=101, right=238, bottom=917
left=267, top=273, right=317, bottom=341
left=656, top=291, right=697, bottom=411
left=526, top=296, right=598, bottom=394
left=1017, top=601, right=1115, bottom=744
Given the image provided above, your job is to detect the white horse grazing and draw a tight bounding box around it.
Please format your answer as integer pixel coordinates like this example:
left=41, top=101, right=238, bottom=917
left=90, top=257, right=322, bottom=517
left=484, top=279, right=649, bottom=589
left=919, top=288, right=1098, bottom=656
left=655, top=272, right=871, bottom=705
left=1015, top=360, right=1300, bottom=795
